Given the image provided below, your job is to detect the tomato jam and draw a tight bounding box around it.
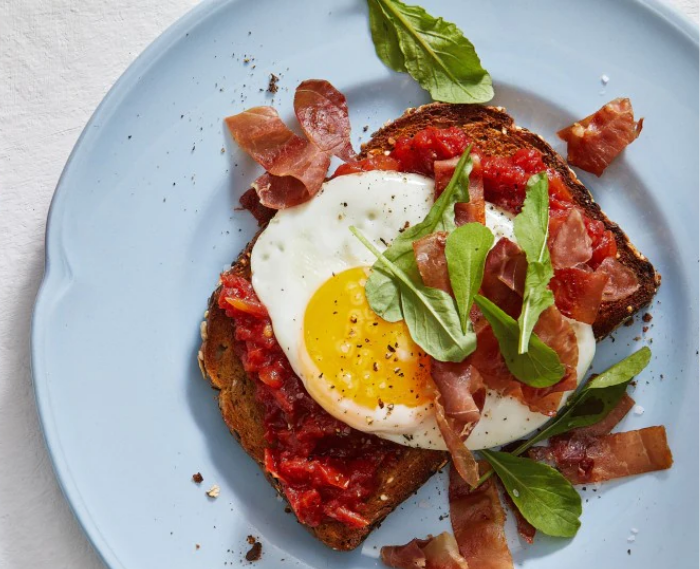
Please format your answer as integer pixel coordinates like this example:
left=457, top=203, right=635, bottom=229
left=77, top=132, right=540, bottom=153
left=385, top=126, right=617, bottom=272
left=218, top=274, right=396, bottom=528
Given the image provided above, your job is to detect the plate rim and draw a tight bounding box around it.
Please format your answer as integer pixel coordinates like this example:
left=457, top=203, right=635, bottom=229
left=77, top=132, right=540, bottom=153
left=30, top=1, right=699, bottom=568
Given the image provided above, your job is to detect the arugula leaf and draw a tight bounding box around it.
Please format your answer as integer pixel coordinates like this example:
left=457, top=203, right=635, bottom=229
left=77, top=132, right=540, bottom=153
left=365, top=146, right=473, bottom=322
left=366, top=0, right=493, bottom=104
left=520, top=347, right=652, bottom=449
left=481, top=450, right=582, bottom=538
left=351, top=226, right=476, bottom=362
left=445, top=223, right=494, bottom=334
left=474, top=295, right=564, bottom=387
left=514, top=173, right=555, bottom=354
left=367, top=0, right=405, bottom=72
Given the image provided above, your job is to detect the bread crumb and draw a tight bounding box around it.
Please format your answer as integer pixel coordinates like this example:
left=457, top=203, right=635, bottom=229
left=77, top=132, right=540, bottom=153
left=192, top=472, right=203, bottom=484
left=380, top=494, right=388, bottom=501
left=195, top=544, right=200, bottom=550
left=245, top=541, right=263, bottom=562
left=206, top=484, right=220, bottom=498
left=200, top=321, right=208, bottom=341
left=642, top=313, right=653, bottom=322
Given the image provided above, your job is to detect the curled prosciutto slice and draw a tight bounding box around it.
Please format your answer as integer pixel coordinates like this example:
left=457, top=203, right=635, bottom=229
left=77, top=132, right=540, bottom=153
left=294, top=79, right=356, bottom=162
left=381, top=532, right=469, bottom=569
left=557, top=98, right=643, bottom=176
left=550, top=266, right=608, bottom=324
left=414, top=232, right=452, bottom=294
left=595, top=257, right=640, bottom=302
left=226, top=107, right=330, bottom=208
left=470, top=305, right=579, bottom=416
left=434, top=155, right=486, bottom=225
left=449, top=464, right=514, bottom=569
left=529, top=426, right=672, bottom=484
left=432, top=360, right=486, bottom=486
left=549, top=208, right=592, bottom=270
left=480, top=238, right=527, bottom=319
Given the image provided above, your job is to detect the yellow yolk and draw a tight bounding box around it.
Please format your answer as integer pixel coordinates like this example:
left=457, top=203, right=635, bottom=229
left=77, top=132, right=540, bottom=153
left=303, top=267, right=434, bottom=410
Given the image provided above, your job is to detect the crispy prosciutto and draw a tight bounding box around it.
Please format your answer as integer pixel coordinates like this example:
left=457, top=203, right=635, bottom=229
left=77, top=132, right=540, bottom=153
left=529, top=426, right=673, bottom=484
left=595, top=257, right=640, bottom=302
left=550, top=267, right=608, bottom=325
left=449, top=464, right=514, bottom=569
left=549, top=208, right=592, bottom=270
left=414, top=232, right=453, bottom=294
left=381, top=532, right=469, bottom=569
left=557, top=98, right=643, bottom=176
left=227, top=80, right=356, bottom=210
left=434, top=155, right=486, bottom=225
left=226, top=106, right=330, bottom=208
left=432, top=361, right=486, bottom=486
left=294, top=79, right=356, bottom=162
left=480, top=238, right=527, bottom=318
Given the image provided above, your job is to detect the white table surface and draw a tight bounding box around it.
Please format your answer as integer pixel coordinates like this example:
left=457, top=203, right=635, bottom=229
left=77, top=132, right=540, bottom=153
left=0, top=0, right=696, bottom=567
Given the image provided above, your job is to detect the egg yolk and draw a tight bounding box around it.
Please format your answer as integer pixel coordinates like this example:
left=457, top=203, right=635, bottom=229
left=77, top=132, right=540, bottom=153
left=303, top=267, right=434, bottom=410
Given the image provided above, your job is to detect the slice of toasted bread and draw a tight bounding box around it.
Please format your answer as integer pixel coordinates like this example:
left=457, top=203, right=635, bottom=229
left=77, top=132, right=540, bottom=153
left=199, top=240, right=448, bottom=551
left=360, top=103, right=660, bottom=339
left=199, top=103, right=659, bottom=551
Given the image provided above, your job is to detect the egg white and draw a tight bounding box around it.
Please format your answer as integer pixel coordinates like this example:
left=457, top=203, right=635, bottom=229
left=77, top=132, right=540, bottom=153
left=250, top=170, right=595, bottom=451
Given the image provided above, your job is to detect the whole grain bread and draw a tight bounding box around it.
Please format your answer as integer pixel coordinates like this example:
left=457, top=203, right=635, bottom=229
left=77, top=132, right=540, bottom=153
left=198, top=103, right=659, bottom=551
left=200, top=239, right=448, bottom=551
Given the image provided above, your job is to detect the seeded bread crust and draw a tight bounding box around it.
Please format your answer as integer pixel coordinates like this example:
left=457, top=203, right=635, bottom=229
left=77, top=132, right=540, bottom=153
left=359, top=103, right=660, bottom=339
left=198, top=103, right=659, bottom=551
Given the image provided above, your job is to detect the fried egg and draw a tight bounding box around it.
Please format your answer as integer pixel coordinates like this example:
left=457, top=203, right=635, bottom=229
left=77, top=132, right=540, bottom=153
left=250, top=170, right=595, bottom=450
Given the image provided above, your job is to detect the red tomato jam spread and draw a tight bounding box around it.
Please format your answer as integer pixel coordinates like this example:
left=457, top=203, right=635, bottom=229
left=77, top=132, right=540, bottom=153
left=333, top=125, right=618, bottom=316
left=386, top=126, right=617, bottom=269
left=218, top=274, right=397, bottom=529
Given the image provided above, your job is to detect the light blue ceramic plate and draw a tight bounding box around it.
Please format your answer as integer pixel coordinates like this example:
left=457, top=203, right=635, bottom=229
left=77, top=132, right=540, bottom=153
left=32, top=1, right=698, bottom=567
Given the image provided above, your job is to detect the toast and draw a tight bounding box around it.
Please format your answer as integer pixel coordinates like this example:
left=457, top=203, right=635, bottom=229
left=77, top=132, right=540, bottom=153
left=198, top=103, right=659, bottom=551
left=200, top=239, right=448, bottom=551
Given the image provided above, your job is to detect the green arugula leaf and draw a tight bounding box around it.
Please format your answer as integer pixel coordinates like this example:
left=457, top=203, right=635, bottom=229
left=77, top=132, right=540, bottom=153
left=365, top=146, right=473, bottom=322
left=351, top=227, right=476, bottom=362
left=474, top=295, right=564, bottom=387
left=481, top=450, right=582, bottom=538
left=445, top=223, right=494, bottom=334
left=514, top=173, right=555, bottom=354
left=520, top=347, right=652, bottom=449
left=367, top=0, right=406, bottom=72
left=366, top=0, right=493, bottom=104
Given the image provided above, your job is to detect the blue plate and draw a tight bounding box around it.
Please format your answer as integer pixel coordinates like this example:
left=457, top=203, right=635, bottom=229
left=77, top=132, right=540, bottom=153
left=32, top=0, right=698, bottom=567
